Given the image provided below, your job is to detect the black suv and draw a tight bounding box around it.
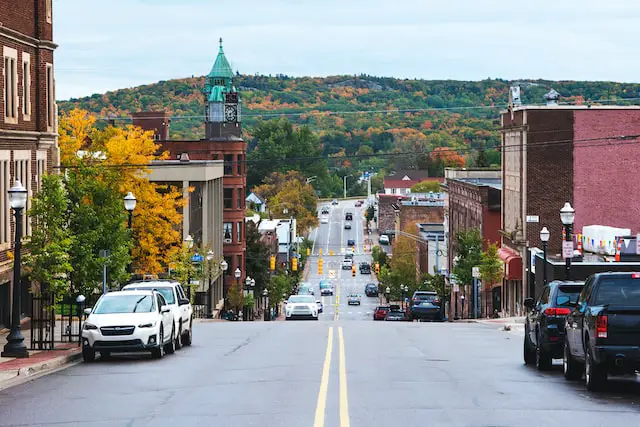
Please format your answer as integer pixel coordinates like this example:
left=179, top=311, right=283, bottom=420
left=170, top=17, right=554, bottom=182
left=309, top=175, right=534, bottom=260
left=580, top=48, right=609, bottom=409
left=345, top=212, right=353, bottom=221
left=365, top=283, right=378, bottom=297
left=523, top=280, right=584, bottom=370
left=409, top=291, right=443, bottom=321
left=347, top=239, right=355, bottom=246
left=359, top=262, right=371, bottom=274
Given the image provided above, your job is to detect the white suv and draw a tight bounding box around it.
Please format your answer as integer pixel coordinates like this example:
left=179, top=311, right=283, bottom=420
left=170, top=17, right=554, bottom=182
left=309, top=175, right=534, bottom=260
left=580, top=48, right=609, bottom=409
left=122, top=280, right=194, bottom=349
left=285, top=294, right=318, bottom=320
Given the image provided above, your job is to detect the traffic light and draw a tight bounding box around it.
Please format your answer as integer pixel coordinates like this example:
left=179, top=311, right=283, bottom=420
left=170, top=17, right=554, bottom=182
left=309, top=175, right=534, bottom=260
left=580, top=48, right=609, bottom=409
left=292, top=256, right=298, bottom=272
left=306, top=248, right=311, bottom=257
left=375, top=263, right=380, bottom=274
left=319, top=248, right=323, bottom=256
left=329, top=249, right=334, bottom=256
left=352, top=265, right=356, bottom=277
left=270, top=255, right=276, bottom=271
left=318, top=257, right=323, bottom=275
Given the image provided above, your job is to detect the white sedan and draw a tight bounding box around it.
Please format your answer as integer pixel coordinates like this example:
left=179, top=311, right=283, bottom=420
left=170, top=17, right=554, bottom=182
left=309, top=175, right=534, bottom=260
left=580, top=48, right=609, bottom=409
left=285, top=294, right=319, bottom=320
left=81, top=290, right=176, bottom=361
left=320, top=216, right=329, bottom=224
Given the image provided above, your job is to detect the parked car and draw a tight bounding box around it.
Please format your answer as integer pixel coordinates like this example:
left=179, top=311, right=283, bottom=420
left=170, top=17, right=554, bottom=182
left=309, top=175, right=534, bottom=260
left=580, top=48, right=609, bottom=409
left=564, top=272, right=640, bottom=391
left=344, top=222, right=352, bottom=230
left=81, top=290, right=176, bottom=362
left=319, top=279, right=334, bottom=296
left=408, top=291, right=443, bottom=321
left=386, top=310, right=407, bottom=321
left=285, top=294, right=319, bottom=320
left=347, top=294, right=361, bottom=305
left=321, top=205, right=330, bottom=214
left=379, top=235, right=390, bottom=245
left=359, top=262, right=371, bottom=274
left=523, top=280, right=584, bottom=370
left=342, top=258, right=353, bottom=270
left=373, top=306, right=390, bottom=320
left=365, top=283, right=378, bottom=297
left=122, top=280, right=194, bottom=349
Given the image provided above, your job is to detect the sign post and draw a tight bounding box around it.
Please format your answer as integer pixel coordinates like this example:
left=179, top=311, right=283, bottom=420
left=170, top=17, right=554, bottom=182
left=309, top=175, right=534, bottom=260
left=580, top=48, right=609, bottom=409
left=472, top=267, right=481, bottom=318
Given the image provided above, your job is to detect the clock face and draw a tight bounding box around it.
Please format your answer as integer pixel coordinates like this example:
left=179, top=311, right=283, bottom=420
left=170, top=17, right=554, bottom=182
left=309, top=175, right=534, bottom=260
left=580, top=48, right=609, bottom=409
left=224, top=105, right=237, bottom=122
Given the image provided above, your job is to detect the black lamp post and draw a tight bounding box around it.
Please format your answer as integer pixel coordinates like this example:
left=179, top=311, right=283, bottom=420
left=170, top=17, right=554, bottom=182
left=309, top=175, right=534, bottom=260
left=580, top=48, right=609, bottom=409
left=263, top=289, right=269, bottom=321
left=540, top=226, right=550, bottom=286
left=385, top=286, right=390, bottom=304
left=124, top=192, right=137, bottom=275
left=184, top=235, right=194, bottom=298
left=560, top=202, right=575, bottom=281
left=460, top=295, right=466, bottom=319
left=244, top=276, right=254, bottom=321
left=213, top=257, right=228, bottom=318
left=2, top=180, right=29, bottom=358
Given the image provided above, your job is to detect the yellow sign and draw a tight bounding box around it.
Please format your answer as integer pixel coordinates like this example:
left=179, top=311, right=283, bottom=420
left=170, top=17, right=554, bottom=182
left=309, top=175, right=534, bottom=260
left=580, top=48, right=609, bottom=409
left=328, top=270, right=336, bottom=278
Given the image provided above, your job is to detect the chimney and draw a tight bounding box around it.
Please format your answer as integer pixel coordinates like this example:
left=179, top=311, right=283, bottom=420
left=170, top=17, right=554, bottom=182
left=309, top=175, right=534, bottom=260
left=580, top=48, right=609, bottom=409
left=544, top=89, right=560, bottom=106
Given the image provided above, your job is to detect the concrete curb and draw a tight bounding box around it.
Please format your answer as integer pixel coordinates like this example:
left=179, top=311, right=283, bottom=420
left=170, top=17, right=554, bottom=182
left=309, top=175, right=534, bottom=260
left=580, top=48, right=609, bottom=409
left=0, top=349, right=82, bottom=391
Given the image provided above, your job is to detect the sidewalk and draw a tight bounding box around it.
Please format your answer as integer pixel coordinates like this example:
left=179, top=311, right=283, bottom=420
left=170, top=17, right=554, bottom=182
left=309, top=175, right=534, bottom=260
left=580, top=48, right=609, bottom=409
left=0, top=324, right=82, bottom=390
left=471, top=316, right=526, bottom=334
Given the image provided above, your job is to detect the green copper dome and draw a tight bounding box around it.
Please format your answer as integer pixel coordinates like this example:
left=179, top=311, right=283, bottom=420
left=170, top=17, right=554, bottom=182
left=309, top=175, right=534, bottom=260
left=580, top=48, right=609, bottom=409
left=208, top=38, right=234, bottom=79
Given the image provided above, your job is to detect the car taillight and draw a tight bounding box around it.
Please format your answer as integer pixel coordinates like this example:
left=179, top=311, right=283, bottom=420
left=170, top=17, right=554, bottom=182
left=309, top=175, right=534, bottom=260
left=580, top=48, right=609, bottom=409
left=544, top=307, right=571, bottom=316
left=596, top=314, right=608, bottom=339
left=433, top=299, right=440, bottom=305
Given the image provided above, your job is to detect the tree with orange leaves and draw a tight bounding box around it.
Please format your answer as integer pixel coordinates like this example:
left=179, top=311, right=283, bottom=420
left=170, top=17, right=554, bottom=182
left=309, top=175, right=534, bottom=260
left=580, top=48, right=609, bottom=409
left=430, top=146, right=466, bottom=168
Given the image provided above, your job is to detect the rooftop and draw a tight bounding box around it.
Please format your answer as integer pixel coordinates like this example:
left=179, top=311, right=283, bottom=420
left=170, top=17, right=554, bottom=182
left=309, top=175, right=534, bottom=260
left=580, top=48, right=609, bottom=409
left=450, top=177, right=502, bottom=190
left=208, top=38, right=234, bottom=79
left=503, top=105, right=640, bottom=114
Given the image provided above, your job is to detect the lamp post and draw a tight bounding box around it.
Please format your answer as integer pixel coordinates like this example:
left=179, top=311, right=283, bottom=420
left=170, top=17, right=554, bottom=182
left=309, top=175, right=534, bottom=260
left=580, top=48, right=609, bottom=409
left=2, top=181, right=29, bottom=358
left=540, top=226, right=550, bottom=286
left=385, top=286, right=390, bottom=304
left=183, top=235, right=194, bottom=298
left=403, top=285, right=409, bottom=310
left=560, top=202, right=575, bottom=280
left=460, top=295, right=466, bottom=319
left=263, top=288, right=269, bottom=321
left=343, top=175, right=353, bottom=200
left=124, top=192, right=137, bottom=275
left=206, top=250, right=214, bottom=318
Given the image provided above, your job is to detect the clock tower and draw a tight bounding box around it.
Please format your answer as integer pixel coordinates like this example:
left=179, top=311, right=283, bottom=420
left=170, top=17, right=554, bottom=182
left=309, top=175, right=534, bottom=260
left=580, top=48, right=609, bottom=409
left=204, top=38, right=242, bottom=138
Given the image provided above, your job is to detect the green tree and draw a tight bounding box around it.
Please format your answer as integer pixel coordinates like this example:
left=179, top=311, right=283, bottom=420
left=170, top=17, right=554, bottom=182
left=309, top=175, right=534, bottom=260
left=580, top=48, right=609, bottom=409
left=410, top=180, right=441, bottom=193
left=479, top=242, right=503, bottom=314
left=475, top=149, right=490, bottom=167
left=378, top=224, right=418, bottom=300
left=245, top=221, right=271, bottom=292
left=267, top=270, right=293, bottom=309
left=452, top=229, right=483, bottom=289
left=365, top=205, right=375, bottom=224
left=227, top=281, right=244, bottom=314
left=371, top=245, right=388, bottom=268
left=23, top=174, right=73, bottom=304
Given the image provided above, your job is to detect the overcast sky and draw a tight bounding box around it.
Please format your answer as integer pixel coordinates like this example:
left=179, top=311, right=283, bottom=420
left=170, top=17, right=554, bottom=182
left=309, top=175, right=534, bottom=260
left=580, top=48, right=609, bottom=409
left=53, top=0, right=640, bottom=100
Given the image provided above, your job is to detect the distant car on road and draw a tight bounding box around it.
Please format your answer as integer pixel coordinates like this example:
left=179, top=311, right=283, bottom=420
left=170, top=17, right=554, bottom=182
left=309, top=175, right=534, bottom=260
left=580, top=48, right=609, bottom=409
left=345, top=212, right=353, bottom=221
left=298, top=284, right=314, bottom=296
left=359, top=262, right=371, bottom=274
left=344, top=222, right=351, bottom=229
left=321, top=216, right=329, bottom=224
left=523, top=280, right=584, bottom=370
left=319, top=279, right=333, bottom=296
left=379, top=235, right=390, bottom=245
left=321, top=205, right=330, bottom=214
left=408, top=291, right=443, bottom=321
left=373, top=306, right=390, bottom=320
left=347, top=239, right=355, bottom=247
left=342, top=258, right=353, bottom=270
left=285, top=294, right=318, bottom=320
left=365, top=283, right=378, bottom=297
left=331, top=199, right=339, bottom=205
left=347, top=294, right=361, bottom=305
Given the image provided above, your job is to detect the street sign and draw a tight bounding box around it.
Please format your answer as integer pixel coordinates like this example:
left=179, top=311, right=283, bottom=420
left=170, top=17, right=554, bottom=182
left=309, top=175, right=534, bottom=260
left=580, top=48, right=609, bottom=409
left=328, top=270, right=336, bottom=278
left=562, top=241, right=574, bottom=259
left=191, top=254, right=203, bottom=263
left=453, top=284, right=460, bottom=293
left=472, top=266, right=481, bottom=279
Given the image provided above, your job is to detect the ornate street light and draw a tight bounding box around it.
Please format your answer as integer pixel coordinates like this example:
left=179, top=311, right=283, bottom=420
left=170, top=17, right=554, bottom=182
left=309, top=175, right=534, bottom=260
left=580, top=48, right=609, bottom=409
left=2, top=181, right=29, bottom=358
left=184, top=234, right=194, bottom=250
left=263, top=288, right=269, bottom=321
left=560, top=203, right=575, bottom=280
left=540, top=227, right=550, bottom=286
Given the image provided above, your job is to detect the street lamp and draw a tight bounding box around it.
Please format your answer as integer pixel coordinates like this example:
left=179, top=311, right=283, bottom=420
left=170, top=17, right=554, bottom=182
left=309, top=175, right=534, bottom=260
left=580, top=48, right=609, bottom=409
left=540, top=226, right=550, bottom=286
left=263, top=288, right=269, bottom=321
left=184, top=234, right=194, bottom=250
left=560, top=202, right=575, bottom=280
left=244, top=276, right=253, bottom=321
left=124, top=192, right=137, bottom=275
left=403, top=285, right=409, bottom=309
left=206, top=250, right=215, bottom=318
left=385, top=286, right=391, bottom=304
left=2, top=180, right=29, bottom=358
left=460, top=295, right=466, bottom=319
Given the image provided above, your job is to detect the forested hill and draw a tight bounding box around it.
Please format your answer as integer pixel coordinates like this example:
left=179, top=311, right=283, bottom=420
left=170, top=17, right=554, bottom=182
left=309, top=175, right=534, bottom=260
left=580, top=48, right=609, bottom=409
left=58, top=74, right=640, bottom=160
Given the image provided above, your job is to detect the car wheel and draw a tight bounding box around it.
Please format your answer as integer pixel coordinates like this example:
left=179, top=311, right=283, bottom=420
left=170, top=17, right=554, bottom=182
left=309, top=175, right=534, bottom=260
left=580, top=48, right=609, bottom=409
left=585, top=347, right=607, bottom=391
left=523, top=326, right=536, bottom=365
left=82, top=345, right=95, bottom=363
left=164, top=325, right=176, bottom=354
left=563, top=340, right=583, bottom=380
left=175, top=322, right=183, bottom=350
left=535, top=331, right=553, bottom=371
left=151, top=326, right=165, bottom=359
left=182, top=318, right=193, bottom=346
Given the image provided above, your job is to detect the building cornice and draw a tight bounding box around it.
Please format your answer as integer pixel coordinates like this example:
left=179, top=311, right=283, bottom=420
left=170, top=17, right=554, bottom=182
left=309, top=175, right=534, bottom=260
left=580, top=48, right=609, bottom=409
left=0, top=128, right=57, bottom=142
left=0, top=26, right=58, bottom=51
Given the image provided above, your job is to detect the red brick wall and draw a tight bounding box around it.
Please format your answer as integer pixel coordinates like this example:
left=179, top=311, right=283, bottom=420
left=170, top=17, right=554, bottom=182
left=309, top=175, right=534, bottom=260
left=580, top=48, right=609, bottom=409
left=482, top=206, right=501, bottom=248
left=399, top=205, right=444, bottom=232
left=573, top=109, right=640, bottom=235
left=377, top=195, right=401, bottom=236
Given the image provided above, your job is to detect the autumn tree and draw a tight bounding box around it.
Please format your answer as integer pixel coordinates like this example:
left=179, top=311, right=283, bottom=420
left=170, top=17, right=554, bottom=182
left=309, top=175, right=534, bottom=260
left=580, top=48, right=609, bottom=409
left=245, top=221, right=271, bottom=292
left=378, top=223, right=419, bottom=300
left=410, top=180, right=441, bottom=193
left=430, top=146, right=465, bottom=168
left=479, top=242, right=503, bottom=316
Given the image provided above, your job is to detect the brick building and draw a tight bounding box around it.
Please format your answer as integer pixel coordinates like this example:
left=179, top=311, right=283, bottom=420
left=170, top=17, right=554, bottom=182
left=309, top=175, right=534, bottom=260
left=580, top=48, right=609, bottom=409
left=133, top=40, right=247, bottom=302
left=0, top=0, right=58, bottom=327
left=500, top=105, right=640, bottom=316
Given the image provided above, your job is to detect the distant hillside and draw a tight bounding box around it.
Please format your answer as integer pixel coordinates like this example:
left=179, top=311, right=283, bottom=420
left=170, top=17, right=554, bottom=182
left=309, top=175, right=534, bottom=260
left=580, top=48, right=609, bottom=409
left=58, top=75, right=640, bottom=158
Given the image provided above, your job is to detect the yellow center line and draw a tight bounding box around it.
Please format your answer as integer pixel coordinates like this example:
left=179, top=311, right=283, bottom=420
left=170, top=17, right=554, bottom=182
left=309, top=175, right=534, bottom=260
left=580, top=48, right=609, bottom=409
left=313, top=327, right=333, bottom=427
left=338, top=327, right=351, bottom=427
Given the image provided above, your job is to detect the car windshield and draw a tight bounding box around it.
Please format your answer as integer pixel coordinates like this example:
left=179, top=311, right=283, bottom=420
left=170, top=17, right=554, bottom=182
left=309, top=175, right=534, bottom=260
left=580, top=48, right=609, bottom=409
left=593, top=278, right=640, bottom=305
left=126, top=286, right=175, bottom=304
left=289, top=295, right=315, bottom=303
left=555, top=286, right=582, bottom=307
left=94, top=294, right=155, bottom=314
left=414, top=294, right=438, bottom=301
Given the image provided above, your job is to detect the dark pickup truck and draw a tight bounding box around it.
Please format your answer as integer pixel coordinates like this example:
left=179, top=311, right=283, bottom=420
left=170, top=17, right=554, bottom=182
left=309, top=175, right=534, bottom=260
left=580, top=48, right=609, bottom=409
left=564, top=272, right=640, bottom=391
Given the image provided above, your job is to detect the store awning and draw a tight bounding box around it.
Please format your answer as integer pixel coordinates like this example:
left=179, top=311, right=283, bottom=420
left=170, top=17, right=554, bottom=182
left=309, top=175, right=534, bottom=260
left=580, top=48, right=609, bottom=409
left=498, top=247, right=523, bottom=280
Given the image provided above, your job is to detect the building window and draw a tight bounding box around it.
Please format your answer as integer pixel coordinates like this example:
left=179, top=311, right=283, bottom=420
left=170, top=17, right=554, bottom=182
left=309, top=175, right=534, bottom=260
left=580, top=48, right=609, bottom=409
left=223, top=222, right=232, bottom=243
left=13, top=154, right=31, bottom=236
left=3, top=47, right=18, bottom=124
left=237, top=189, right=242, bottom=209
left=223, top=154, right=233, bottom=175
left=223, top=188, right=233, bottom=209
left=0, top=152, right=9, bottom=245
left=46, top=64, right=54, bottom=129
left=236, top=222, right=242, bottom=242
left=46, top=0, right=52, bottom=23
left=36, top=152, right=46, bottom=192
left=237, top=154, right=244, bottom=176
left=22, top=53, right=31, bottom=120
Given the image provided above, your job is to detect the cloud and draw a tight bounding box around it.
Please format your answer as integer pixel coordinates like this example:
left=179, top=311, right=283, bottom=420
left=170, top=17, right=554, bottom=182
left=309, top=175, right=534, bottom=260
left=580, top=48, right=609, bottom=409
left=53, top=0, right=640, bottom=99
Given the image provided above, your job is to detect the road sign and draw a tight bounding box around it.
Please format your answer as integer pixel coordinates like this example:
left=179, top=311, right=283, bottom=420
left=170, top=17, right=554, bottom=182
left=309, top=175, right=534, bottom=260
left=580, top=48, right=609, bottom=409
left=562, top=241, right=574, bottom=259
left=472, top=266, right=481, bottom=279
left=328, top=270, right=336, bottom=278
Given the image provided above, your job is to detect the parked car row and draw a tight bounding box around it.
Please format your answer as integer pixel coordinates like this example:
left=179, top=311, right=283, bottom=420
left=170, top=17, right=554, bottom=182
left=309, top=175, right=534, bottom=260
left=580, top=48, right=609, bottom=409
left=524, top=272, right=640, bottom=392
left=81, top=280, right=194, bottom=362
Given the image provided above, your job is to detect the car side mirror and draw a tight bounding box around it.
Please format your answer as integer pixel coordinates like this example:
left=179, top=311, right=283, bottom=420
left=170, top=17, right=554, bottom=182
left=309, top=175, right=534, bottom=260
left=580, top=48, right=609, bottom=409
left=83, top=307, right=92, bottom=315
left=523, top=298, right=535, bottom=309
left=161, top=305, right=171, bottom=313
left=179, top=298, right=190, bottom=306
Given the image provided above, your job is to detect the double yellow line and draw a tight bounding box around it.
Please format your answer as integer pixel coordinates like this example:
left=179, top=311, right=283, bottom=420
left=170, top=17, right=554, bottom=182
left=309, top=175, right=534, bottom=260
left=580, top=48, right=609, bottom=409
left=314, top=327, right=350, bottom=427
